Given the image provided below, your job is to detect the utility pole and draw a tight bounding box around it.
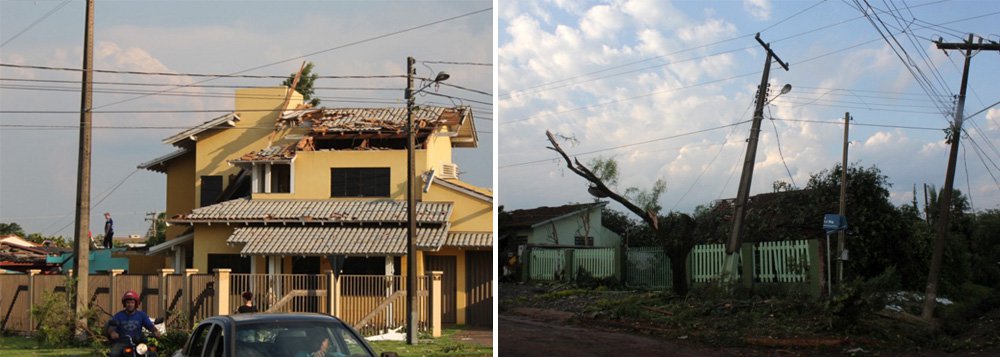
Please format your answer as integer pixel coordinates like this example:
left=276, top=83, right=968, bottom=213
left=404, top=56, right=418, bottom=345
left=724, top=33, right=789, bottom=276
left=837, top=112, right=850, bottom=282
left=73, top=0, right=95, bottom=338
left=922, top=34, right=1000, bottom=320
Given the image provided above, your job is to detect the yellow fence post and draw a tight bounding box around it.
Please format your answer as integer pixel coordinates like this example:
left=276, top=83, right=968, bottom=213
left=429, top=271, right=442, bottom=338
left=28, top=269, right=40, bottom=332
left=214, top=269, right=231, bottom=316
left=325, top=270, right=337, bottom=317
left=184, top=269, right=198, bottom=323
left=158, top=269, right=171, bottom=318
left=110, top=269, right=124, bottom=316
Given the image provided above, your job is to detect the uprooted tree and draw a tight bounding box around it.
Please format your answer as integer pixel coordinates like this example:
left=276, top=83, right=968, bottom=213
left=546, top=130, right=698, bottom=294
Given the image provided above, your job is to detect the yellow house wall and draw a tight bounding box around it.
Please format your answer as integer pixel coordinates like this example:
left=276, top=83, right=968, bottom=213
left=424, top=127, right=453, bottom=172
left=194, top=87, right=302, bottom=206
left=423, top=184, right=491, bottom=232
left=191, top=225, right=240, bottom=273
left=164, top=152, right=196, bottom=240
left=126, top=255, right=165, bottom=274
left=257, top=150, right=429, bottom=200
left=426, top=247, right=468, bottom=325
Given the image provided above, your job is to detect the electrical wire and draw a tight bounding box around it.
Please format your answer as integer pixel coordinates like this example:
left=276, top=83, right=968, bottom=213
left=499, top=120, right=750, bottom=168
left=0, top=0, right=71, bottom=47
left=770, top=117, right=942, bottom=130
left=419, top=60, right=491, bottom=66
left=767, top=106, right=798, bottom=188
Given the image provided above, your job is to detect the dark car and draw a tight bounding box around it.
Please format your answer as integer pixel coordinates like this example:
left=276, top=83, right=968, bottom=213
left=172, top=313, right=397, bottom=357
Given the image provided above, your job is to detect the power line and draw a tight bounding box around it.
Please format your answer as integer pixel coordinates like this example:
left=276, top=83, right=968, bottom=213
left=499, top=120, right=750, bottom=168
left=770, top=117, right=942, bottom=130
left=0, top=63, right=406, bottom=79
left=767, top=107, right=798, bottom=188
left=0, top=0, right=71, bottom=47
left=419, top=60, right=491, bottom=66
left=500, top=71, right=759, bottom=125
left=92, top=7, right=491, bottom=111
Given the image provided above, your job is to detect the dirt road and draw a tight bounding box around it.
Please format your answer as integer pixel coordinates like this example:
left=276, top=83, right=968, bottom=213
left=499, top=311, right=732, bottom=356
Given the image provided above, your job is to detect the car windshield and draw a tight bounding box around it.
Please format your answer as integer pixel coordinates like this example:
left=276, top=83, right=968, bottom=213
left=234, top=321, right=373, bottom=357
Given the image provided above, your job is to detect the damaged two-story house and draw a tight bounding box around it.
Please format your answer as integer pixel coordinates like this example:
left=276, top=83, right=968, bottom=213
left=139, top=87, right=492, bottom=326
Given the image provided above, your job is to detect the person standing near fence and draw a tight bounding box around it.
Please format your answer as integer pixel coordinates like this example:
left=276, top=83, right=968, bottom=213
left=237, top=291, right=258, bottom=313
left=103, top=212, right=115, bottom=249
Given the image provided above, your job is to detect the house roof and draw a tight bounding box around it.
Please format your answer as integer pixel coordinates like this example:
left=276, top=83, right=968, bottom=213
left=506, top=202, right=607, bottom=229
left=281, top=106, right=475, bottom=146
left=137, top=147, right=191, bottom=173
left=229, top=143, right=297, bottom=164
left=163, top=113, right=240, bottom=146
left=227, top=225, right=448, bottom=256
left=433, top=179, right=492, bottom=203
left=443, top=232, right=492, bottom=249
left=168, top=198, right=452, bottom=225
left=146, top=229, right=194, bottom=256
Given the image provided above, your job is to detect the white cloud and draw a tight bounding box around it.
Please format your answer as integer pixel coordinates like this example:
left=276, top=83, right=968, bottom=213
left=580, top=5, right=625, bottom=41
left=676, top=18, right=737, bottom=43
left=743, top=0, right=771, bottom=20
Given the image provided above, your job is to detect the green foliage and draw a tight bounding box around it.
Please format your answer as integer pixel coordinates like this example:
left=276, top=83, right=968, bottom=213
left=824, top=267, right=899, bottom=331
left=587, top=157, right=620, bottom=187
left=146, top=212, right=168, bottom=247
left=29, top=276, right=102, bottom=349
left=624, top=178, right=666, bottom=215
left=0, top=222, right=25, bottom=236
left=282, top=61, right=320, bottom=107
left=31, top=291, right=74, bottom=346
left=968, top=209, right=1000, bottom=287
left=573, top=267, right=618, bottom=289
left=149, top=329, right=190, bottom=357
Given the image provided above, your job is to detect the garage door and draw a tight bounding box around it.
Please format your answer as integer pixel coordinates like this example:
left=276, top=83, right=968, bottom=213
left=424, top=255, right=456, bottom=324
left=465, top=251, right=492, bottom=327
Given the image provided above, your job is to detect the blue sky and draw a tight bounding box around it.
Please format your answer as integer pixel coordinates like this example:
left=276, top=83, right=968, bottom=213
left=499, top=0, right=1000, bottom=219
left=0, top=0, right=493, bottom=238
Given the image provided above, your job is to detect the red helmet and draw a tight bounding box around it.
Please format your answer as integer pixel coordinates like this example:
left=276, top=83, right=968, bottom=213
left=122, top=290, right=139, bottom=305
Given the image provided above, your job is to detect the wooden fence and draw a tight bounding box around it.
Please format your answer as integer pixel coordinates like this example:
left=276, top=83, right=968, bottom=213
left=688, top=243, right=742, bottom=283
left=572, top=248, right=617, bottom=279
left=0, top=269, right=442, bottom=337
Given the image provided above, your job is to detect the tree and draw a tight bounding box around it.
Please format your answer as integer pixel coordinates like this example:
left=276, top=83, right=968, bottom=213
left=545, top=131, right=709, bottom=293
left=0, top=222, right=25, bottom=236
left=282, top=62, right=320, bottom=107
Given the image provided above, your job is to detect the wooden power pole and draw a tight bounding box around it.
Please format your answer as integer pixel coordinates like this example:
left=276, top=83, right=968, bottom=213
left=724, top=33, right=789, bottom=276
left=922, top=34, right=1000, bottom=320
left=837, top=112, right=850, bottom=282
left=73, top=0, right=95, bottom=337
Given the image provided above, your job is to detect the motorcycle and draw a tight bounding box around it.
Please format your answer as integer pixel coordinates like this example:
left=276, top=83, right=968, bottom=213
left=108, top=317, right=165, bottom=357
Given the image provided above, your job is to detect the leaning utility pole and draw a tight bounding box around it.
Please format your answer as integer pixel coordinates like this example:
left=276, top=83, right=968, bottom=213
left=73, top=0, right=95, bottom=337
left=723, top=33, right=789, bottom=277
left=922, top=34, right=1000, bottom=320
left=837, top=112, right=850, bottom=282
left=404, top=56, right=418, bottom=345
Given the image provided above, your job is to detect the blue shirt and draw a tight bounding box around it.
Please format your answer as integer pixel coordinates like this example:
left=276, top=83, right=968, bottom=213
left=110, top=309, right=155, bottom=342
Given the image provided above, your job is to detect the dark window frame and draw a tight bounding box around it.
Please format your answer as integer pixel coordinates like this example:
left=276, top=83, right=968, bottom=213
left=330, top=168, right=390, bottom=197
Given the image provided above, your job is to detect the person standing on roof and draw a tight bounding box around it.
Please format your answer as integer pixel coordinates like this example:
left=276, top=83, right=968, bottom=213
left=104, top=212, right=114, bottom=249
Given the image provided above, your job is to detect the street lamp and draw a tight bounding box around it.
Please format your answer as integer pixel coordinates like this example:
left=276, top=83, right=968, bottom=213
left=405, top=56, right=448, bottom=345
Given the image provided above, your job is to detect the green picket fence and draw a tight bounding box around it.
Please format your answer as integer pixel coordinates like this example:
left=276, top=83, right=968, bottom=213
left=754, top=240, right=811, bottom=283
left=529, top=248, right=566, bottom=280
left=689, top=243, right=741, bottom=282
left=573, top=248, right=616, bottom=278
left=625, top=246, right=672, bottom=289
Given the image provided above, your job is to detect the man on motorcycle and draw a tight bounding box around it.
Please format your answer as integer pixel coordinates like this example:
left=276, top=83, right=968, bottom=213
left=108, top=291, right=161, bottom=357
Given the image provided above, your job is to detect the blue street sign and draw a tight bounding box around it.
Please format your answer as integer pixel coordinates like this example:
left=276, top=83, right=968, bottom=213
left=823, top=214, right=847, bottom=233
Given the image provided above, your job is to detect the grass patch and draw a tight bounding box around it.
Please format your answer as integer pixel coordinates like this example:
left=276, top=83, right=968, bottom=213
left=0, top=335, right=94, bottom=356
left=365, top=329, right=491, bottom=357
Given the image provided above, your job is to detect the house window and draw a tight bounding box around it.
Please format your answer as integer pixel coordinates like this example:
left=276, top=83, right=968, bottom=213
left=207, top=254, right=250, bottom=273
left=200, top=176, right=222, bottom=207
left=331, top=168, right=390, bottom=197
left=574, top=236, right=593, bottom=247
left=252, top=163, right=292, bottom=194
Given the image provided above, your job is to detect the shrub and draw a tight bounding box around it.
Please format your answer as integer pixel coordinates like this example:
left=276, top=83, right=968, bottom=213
left=825, top=267, right=899, bottom=331
left=31, top=290, right=74, bottom=346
